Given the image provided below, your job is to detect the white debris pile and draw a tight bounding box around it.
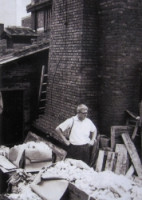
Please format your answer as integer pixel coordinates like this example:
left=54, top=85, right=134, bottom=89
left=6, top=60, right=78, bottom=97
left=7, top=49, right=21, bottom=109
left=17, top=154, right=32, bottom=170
left=13, top=141, right=52, bottom=156
left=42, top=159, right=142, bottom=200
left=6, top=169, right=42, bottom=200
left=8, top=141, right=52, bottom=164
left=24, top=141, right=52, bottom=161
left=7, top=184, right=42, bottom=200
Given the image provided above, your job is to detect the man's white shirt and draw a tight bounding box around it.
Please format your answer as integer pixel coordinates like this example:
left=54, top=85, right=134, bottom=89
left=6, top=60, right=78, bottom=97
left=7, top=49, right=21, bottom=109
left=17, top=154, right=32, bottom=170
left=58, top=115, right=97, bottom=145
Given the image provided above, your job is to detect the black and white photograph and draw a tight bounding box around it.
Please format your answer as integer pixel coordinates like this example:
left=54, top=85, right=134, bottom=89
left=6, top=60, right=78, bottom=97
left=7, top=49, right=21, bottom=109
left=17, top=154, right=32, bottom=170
left=0, top=0, right=142, bottom=199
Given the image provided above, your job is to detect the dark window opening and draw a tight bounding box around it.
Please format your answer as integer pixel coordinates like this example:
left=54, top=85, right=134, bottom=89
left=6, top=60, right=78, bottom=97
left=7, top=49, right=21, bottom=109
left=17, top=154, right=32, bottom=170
left=0, top=90, right=24, bottom=147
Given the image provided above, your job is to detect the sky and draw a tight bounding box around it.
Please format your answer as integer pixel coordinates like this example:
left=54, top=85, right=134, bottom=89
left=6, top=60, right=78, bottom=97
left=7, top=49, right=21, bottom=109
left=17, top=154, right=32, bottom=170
left=0, top=0, right=31, bottom=27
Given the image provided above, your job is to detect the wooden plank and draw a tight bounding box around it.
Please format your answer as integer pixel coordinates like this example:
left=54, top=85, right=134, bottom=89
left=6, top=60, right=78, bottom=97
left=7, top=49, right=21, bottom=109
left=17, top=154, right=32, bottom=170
left=131, top=121, right=139, bottom=140
left=115, top=144, right=128, bottom=175
left=122, top=133, right=142, bottom=177
left=68, top=183, right=88, bottom=200
left=0, top=155, right=17, bottom=170
left=125, top=110, right=138, bottom=120
left=125, top=165, right=135, bottom=178
left=111, top=126, right=133, bottom=150
left=90, top=136, right=100, bottom=167
left=95, top=150, right=105, bottom=172
left=105, top=152, right=116, bottom=171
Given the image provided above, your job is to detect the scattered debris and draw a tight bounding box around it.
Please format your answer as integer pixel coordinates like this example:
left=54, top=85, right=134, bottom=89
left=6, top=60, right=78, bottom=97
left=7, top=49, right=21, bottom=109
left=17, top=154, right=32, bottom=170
left=0, top=127, right=142, bottom=200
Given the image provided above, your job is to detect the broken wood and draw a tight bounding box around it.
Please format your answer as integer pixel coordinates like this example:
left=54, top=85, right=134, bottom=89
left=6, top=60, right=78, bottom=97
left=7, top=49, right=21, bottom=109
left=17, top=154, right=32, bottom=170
left=68, top=183, right=88, bottom=200
left=0, top=155, right=17, bottom=171
left=95, top=150, right=105, bottom=172
left=125, top=165, right=135, bottom=178
left=111, top=126, right=133, bottom=150
left=105, top=152, right=117, bottom=171
left=115, top=144, right=129, bottom=175
left=125, top=110, right=138, bottom=120
left=122, top=133, right=142, bottom=177
left=131, top=120, right=139, bottom=140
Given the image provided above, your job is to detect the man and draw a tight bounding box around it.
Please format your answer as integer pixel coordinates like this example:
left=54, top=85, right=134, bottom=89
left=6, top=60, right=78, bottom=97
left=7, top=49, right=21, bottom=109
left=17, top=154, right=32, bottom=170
left=55, top=104, right=97, bottom=165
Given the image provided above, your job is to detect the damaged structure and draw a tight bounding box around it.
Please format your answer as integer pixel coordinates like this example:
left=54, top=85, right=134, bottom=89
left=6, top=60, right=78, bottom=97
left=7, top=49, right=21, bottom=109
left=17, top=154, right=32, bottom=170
left=0, top=0, right=142, bottom=199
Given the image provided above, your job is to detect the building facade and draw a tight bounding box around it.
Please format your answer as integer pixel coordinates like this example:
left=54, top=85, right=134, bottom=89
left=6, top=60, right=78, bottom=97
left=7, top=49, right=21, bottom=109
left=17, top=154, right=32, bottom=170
left=0, top=0, right=142, bottom=145
left=33, top=0, right=142, bottom=139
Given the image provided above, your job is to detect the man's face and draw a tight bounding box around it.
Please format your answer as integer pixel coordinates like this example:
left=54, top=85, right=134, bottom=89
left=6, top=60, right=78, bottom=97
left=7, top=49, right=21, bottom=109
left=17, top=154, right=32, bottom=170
left=77, top=109, right=88, bottom=121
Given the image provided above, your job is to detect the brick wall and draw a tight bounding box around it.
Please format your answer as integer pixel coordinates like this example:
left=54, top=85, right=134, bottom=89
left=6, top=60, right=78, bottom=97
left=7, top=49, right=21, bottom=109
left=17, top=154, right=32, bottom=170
left=35, top=0, right=99, bottom=140
left=35, top=0, right=142, bottom=138
left=98, top=0, right=142, bottom=134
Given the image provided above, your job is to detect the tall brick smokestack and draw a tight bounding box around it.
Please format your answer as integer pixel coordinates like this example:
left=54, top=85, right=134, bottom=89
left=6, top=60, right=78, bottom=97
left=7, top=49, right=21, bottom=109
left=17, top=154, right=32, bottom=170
left=98, top=0, right=142, bottom=135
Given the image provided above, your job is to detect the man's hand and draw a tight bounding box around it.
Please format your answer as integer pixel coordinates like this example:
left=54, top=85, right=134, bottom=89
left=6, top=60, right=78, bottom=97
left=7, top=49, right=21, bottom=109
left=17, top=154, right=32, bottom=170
left=89, top=140, right=95, bottom=146
left=65, top=140, right=70, bottom=146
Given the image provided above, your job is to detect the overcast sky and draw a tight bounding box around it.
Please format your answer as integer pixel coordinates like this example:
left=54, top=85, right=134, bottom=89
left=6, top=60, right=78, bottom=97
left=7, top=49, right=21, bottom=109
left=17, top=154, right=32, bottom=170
left=0, top=0, right=31, bottom=27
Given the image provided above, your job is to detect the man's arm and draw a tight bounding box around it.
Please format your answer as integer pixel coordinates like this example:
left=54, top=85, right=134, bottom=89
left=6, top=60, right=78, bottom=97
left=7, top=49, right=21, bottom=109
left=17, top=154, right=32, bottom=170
left=55, top=126, right=70, bottom=146
left=89, top=131, right=97, bottom=145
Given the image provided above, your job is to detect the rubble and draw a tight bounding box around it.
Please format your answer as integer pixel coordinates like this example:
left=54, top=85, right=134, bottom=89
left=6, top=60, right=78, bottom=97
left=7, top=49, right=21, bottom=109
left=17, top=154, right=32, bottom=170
left=0, top=129, right=142, bottom=200
left=3, top=159, right=142, bottom=200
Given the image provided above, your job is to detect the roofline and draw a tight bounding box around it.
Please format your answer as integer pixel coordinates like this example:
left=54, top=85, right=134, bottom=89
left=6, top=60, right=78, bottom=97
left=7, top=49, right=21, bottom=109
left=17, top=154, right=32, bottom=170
left=4, top=27, right=38, bottom=37
left=27, top=0, right=52, bottom=12
left=0, top=45, right=49, bottom=66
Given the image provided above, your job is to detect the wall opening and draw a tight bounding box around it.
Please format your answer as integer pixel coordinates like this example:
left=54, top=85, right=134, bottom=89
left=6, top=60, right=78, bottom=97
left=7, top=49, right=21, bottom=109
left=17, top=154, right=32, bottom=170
left=0, top=90, right=24, bottom=147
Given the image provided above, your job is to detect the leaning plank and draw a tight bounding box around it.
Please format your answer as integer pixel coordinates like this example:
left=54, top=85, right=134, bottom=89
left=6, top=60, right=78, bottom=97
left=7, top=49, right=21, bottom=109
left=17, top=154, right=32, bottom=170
left=122, top=133, right=142, bottom=177
left=131, top=121, right=139, bottom=140
left=115, top=144, right=128, bottom=175
left=105, top=152, right=116, bottom=171
left=95, top=150, right=105, bottom=172
left=125, top=165, right=135, bottom=178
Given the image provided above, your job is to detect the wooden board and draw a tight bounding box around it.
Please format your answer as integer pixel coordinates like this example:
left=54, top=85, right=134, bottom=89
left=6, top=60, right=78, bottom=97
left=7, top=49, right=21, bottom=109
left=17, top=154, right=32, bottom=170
left=68, top=183, right=88, bottom=200
left=0, top=155, right=17, bottom=170
left=122, top=133, right=142, bottom=177
left=131, top=121, right=139, bottom=140
left=95, top=150, right=105, bottom=172
left=115, top=144, right=128, bottom=175
left=126, top=165, right=135, bottom=178
left=111, top=126, right=133, bottom=150
left=105, top=152, right=116, bottom=171
left=31, top=179, right=69, bottom=200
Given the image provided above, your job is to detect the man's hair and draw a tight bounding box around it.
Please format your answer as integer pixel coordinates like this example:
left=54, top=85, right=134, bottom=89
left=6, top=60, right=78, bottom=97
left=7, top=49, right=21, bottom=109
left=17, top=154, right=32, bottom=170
left=77, top=104, right=88, bottom=113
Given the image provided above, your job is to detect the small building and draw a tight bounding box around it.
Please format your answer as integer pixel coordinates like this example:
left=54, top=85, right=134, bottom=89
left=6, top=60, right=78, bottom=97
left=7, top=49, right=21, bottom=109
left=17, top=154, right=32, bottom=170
left=26, top=0, right=52, bottom=39
left=0, top=40, right=49, bottom=146
left=22, top=15, right=32, bottom=28
left=1, top=26, right=38, bottom=48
